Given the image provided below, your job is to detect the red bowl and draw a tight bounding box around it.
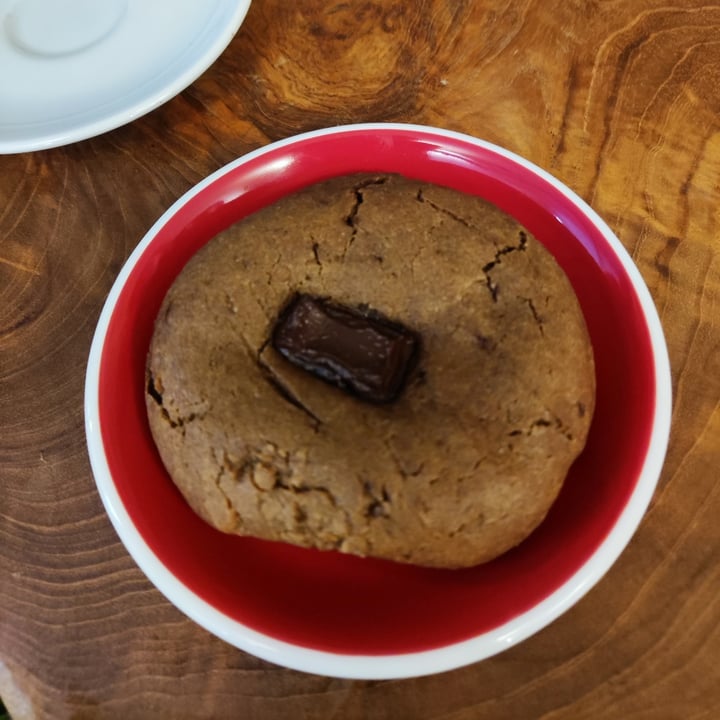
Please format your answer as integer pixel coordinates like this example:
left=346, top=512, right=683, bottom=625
left=85, top=124, right=671, bottom=678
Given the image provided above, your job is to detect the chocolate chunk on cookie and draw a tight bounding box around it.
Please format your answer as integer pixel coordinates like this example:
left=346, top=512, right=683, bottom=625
left=272, top=293, right=420, bottom=403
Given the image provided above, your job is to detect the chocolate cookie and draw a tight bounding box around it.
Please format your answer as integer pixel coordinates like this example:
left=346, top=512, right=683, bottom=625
left=146, top=174, right=595, bottom=568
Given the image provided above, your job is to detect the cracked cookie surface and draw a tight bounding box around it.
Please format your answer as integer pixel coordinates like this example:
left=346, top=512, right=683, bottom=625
left=145, top=174, right=595, bottom=568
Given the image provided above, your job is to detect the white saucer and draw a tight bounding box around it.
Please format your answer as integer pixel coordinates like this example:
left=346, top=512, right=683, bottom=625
left=0, top=0, right=251, bottom=153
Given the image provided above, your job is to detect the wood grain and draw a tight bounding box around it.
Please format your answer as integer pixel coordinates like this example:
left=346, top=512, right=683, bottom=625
left=1, top=0, right=719, bottom=717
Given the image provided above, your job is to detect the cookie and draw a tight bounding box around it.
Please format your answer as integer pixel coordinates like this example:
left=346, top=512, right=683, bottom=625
left=145, top=174, right=595, bottom=568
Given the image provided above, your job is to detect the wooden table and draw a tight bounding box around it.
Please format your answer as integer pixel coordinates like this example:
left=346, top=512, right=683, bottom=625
left=2, top=1, right=719, bottom=717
